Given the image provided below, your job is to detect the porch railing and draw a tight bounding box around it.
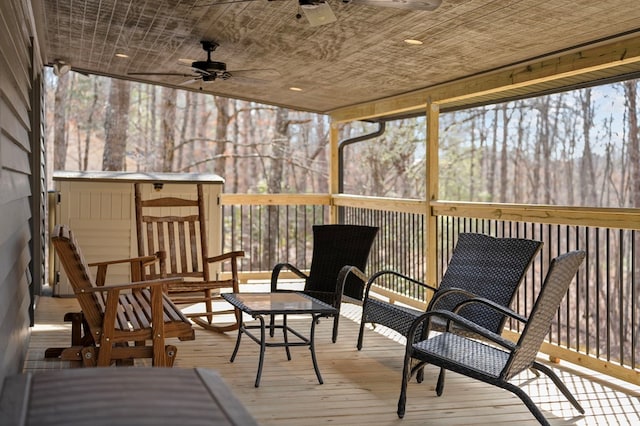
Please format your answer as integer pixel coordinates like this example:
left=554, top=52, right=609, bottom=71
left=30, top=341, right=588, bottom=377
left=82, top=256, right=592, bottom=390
left=220, top=193, right=639, bottom=385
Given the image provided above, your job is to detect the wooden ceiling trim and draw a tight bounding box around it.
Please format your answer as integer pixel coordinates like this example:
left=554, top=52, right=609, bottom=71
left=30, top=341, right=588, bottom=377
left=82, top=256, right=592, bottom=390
left=330, top=33, right=640, bottom=123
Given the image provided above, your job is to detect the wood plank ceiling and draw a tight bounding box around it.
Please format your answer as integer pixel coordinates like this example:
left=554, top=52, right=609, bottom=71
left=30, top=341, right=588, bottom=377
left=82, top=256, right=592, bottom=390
left=35, top=0, right=640, bottom=115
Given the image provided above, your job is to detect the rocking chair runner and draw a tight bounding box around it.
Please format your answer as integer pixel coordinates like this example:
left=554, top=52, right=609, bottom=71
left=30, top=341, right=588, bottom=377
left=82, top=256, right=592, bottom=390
left=271, top=224, right=379, bottom=342
left=397, top=250, right=586, bottom=425
left=134, top=183, right=244, bottom=333
left=49, top=224, right=195, bottom=367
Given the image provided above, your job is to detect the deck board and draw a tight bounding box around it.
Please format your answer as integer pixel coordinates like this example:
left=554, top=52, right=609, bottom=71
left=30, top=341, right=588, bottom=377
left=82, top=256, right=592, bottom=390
left=23, top=295, right=640, bottom=425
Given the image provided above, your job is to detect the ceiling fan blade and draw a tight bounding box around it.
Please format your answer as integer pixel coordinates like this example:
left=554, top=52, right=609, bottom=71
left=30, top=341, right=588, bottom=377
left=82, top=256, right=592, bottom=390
left=128, top=72, right=196, bottom=77
left=194, top=0, right=287, bottom=6
left=177, top=61, right=215, bottom=76
left=349, top=0, right=442, bottom=11
left=179, top=77, right=204, bottom=86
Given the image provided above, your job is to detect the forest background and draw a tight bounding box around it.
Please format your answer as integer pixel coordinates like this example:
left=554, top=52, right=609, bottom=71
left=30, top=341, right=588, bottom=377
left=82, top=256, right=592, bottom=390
left=47, top=69, right=640, bottom=209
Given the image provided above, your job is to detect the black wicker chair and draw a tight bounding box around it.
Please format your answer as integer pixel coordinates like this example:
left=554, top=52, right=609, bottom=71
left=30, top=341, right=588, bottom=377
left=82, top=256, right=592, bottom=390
left=271, top=224, right=379, bottom=342
left=358, top=233, right=542, bottom=351
left=397, top=250, right=586, bottom=425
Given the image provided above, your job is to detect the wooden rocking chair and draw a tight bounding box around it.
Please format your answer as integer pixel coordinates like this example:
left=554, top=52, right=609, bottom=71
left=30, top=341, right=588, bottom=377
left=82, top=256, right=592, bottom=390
left=48, top=224, right=195, bottom=367
left=134, top=183, right=244, bottom=333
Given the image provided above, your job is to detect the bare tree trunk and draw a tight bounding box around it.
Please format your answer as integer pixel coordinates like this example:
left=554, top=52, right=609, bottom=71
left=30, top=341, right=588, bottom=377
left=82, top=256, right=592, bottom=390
left=53, top=73, right=70, bottom=170
left=197, top=97, right=212, bottom=173
left=623, top=80, right=640, bottom=357
left=544, top=93, right=564, bottom=204
left=624, top=81, right=640, bottom=207
left=309, top=114, right=328, bottom=194
left=177, top=91, right=192, bottom=171
left=262, top=107, right=290, bottom=268
left=214, top=97, right=231, bottom=175
left=486, top=107, right=498, bottom=202
left=579, top=89, right=598, bottom=205
left=477, top=109, right=488, bottom=202
left=514, top=103, right=525, bottom=203
left=531, top=111, right=542, bottom=204
left=534, top=97, right=552, bottom=204
left=231, top=100, right=240, bottom=192
left=102, top=79, right=130, bottom=171
left=498, top=104, right=510, bottom=203
left=160, top=86, right=177, bottom=172
left=186, top=95, right=198, bottom=171
left=149, top=86, right=157, bottom=170
left=469, top=115, right=477, bottom=200
left=82, top=79, right=99, bottom=171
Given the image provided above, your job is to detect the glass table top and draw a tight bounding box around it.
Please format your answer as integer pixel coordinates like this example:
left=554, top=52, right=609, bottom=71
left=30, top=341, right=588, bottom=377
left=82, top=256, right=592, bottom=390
left=222, top=292, right=338, bottom=315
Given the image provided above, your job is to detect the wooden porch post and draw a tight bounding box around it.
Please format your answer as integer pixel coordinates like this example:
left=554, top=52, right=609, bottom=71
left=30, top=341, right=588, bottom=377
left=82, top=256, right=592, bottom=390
left=329, top=121, right=340, bottom=224
left=425, top=100, right=439, bottom=289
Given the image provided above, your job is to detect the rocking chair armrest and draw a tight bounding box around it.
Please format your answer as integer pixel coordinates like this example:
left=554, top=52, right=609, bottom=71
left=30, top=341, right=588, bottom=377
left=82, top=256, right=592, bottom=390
left=90, top=254, right=161, bottom=286
left=406, top=309, right=516, bottom=351
left=74, top=277, right=184, bottom=294
left=452, top=296, right=528, bottom=324
left=271, top=263, right=308, bottom=291
left=363, top=270, right=438, bottom=300
left=88, top=254, right=159, bottom=268
left=206, top=250, right=245, bottom=264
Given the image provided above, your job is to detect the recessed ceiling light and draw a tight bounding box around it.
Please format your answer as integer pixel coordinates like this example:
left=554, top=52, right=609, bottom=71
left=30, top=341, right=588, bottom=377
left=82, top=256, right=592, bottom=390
left=289, top=87, right=303, bottom=92
left=404, top=39, right=423, bottom=46
left=115, top=52, right=129, bottom=58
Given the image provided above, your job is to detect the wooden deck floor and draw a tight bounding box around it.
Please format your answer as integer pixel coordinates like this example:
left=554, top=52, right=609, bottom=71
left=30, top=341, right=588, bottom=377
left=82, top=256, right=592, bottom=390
left=24, top=293, right=639, bottom=425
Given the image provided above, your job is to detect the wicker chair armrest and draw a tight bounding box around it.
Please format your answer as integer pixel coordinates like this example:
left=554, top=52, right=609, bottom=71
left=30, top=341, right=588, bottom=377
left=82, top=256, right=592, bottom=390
left=429, top=287, right=484, bottom=309
left=452, top=296, right=528, bottom=323
left=271, top=263, right=309, bottom=292
left=337, top=265, right=367, bottom=303
left=206, top=250, right=245, bottom=264
left=364, top=270, right=438, bottom=296
left=406, top=309, right=516, bottom=351
left=75, top=277, right=184, bottom=294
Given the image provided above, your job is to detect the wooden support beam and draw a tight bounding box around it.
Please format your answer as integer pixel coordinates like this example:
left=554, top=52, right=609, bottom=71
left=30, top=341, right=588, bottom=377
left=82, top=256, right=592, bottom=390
left=330, top=34, right=640, bottom=123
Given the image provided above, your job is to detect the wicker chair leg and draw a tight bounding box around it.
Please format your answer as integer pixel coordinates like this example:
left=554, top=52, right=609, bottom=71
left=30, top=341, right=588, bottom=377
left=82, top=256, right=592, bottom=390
left=356, top=320, right=367, bottom=350
left=397, top=353, right=413, bottom=418
left=532, top=362, right=585, bottom=413
left=503, top=382, right=552, bottom=426
left=331, top=315, right=339, bottom=343
left=435, top=368, right=446, bottom=396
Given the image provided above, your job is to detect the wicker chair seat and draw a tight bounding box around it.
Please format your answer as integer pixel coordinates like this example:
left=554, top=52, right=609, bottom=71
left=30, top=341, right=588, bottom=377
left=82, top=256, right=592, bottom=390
left=363, top=299, right=425, bottom=340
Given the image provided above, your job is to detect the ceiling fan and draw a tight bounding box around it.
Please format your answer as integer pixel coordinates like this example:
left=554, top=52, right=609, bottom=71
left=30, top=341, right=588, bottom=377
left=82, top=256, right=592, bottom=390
left=127, top=40, right=280, bottom=85
left=195, top=0, right=442, bottom=27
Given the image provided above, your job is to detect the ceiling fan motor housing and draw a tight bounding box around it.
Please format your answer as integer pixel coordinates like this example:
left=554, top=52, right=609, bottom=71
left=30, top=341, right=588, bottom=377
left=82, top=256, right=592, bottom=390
left=192, top=60, right=226, bottom=73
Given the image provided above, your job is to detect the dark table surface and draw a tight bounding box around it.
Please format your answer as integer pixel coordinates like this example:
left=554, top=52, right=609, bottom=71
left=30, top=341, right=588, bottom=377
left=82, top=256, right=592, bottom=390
left=0, top=367, right=258, bottom=426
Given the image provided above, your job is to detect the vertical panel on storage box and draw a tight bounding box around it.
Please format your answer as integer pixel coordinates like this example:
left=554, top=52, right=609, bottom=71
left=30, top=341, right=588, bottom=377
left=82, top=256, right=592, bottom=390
left=54, top=180, right=133, bottom=296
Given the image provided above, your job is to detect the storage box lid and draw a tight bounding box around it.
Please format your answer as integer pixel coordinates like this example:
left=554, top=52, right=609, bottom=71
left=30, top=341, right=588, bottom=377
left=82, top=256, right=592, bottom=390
left=53, top=171, right=224, bottom=184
